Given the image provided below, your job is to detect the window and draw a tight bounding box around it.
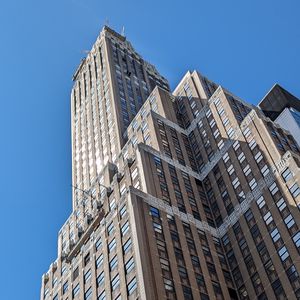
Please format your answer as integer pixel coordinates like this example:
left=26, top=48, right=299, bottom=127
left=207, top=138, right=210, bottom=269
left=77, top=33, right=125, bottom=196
left=249, top=178, right=257, bottom=190
left=53, top=294, right=58, bottom=300
left=63, top=281, right=68, bottom=294
left=73, top=267, right=79, bottom=281
left=121, top=221, right=129, bottom=236
left=52, top=277, right=58, bottom=287
left=243, top=165, right=251, bottom=176
left=120, top=184, right=126, bottom=196
left=123, top=238, right=132, bottom=254
left=289, top=183, right=300, bottom=198
left=150, top=206, right=160, bottom=218
left=249, top=138, right=257, bottom=150
left=107, top=222, right=115, bottom=236
left=97, top=271, right=105, bottom=287
left=284, top=214, right=295, bottom=229
left=84, top=287, right=92, bottom=300
left=153, top=221, right=162, bottom=233
left=261, top=165, right=269, bottom=177
left=109, top=198, right=116, bottom=210
left=270, top=228, right=280, bottom=242
left=232, top=141, right=240, bottom=151
left=254, top=151, right=263, bottom=162
left=119, top=205, right=126, bottom=219
left=276, top=198, right=286, bottom=211
left=232, top=178, right=240, bottom=189
left=84, top=252, right=90, bottom=266
left=95, top=237, right=102, bottom=251
left=84, top=269, right=91, bottom=283
left=109, top=255, right=118, bottom=271
left=282, top=168, right=292, bottom=182
left=293, top=231, right=300, bottom=247
left=127, top=277, right=137, bottom=295
left=182, top=285, right=193, bottom=299
left=256, top=196, right=265, bottom=209
left=98, top=290, right=106, bottom=300
left=223, top=152, right=229, bottom=163
left=278, top=246, right=289, bottom=261
left=96, top=254, right=104, bottom=268
left=164, top=278, right=174, bottom=291
left=263, top=212, right=273, bottom=225
left=131, top=168, right=138, bottom=180
left=125, top=257, right=135, bottom=274
left=111, top=274, right=120, bottom=291
left=72, top=284, right=80, bottom=298
left=269, top=182, right=279, bottom=195
left=238, top=152, right=245, bottom=162
left=108, top=238, right=116, bottom=253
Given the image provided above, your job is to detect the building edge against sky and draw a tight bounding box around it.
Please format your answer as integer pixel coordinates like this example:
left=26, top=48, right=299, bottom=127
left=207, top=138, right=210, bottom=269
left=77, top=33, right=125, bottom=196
left=41, top=25, right=300, bottom=300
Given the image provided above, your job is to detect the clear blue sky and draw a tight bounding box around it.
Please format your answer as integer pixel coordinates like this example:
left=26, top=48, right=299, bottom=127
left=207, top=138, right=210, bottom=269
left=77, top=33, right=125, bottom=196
left=0, top=0, right=299, bottom=299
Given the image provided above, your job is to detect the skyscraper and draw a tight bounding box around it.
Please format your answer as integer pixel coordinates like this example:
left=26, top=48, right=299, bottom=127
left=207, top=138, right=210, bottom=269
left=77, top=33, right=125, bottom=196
left=41, top=26, right=300, bottom=300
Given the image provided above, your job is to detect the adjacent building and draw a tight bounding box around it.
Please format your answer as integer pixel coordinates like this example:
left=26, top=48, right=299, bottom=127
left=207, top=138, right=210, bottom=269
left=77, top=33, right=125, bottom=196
left=41, top=26, right=300, bottom=300
left=259, top=84, right=300, bottom=146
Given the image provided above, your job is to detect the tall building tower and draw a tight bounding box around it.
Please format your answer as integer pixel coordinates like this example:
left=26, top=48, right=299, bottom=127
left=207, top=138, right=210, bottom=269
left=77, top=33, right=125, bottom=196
left=41, top=26, right=300, bottom=300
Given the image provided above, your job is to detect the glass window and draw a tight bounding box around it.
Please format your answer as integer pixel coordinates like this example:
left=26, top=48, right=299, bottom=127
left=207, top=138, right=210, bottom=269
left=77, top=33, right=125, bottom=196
left=282, top=168, right=292, bottom=182
left=108, top=238, right=116, bottom=253
left=284, top=214, right=295, bottom=229
left=263, top=211, right=273, bottom=225
left=278, top=246, right=289, bottom=261
left=123, top=238, right=132, bottom=254
left=107, top=222, right=115, bottom=236
left=121, top=221, right=130, bottom=236
left=125, top=257, right=135, bottom=274
left=290, top=183, right=300, bottom=198
left=150, top=206, right=160, bottom=218
left=109, top=198, right=116, bottom=211
left=293, top=231, right=300, bottom=247
left=111, top=274, right=120, bottom=291
left=72, top=284, right=80, bottom=298
left=96, top=254, right=103, bottom=268
left=63, top=281, right=68, bottom=294
left=276, top=198, right=286, bottom=211
left=256, top=196, right=265, bottom=209
left=84, top=269, right=91, bottom=283
left=127, top=277, right=137, bottom=295
left=109, top=255, right=118, bottom=271
left=98, top=290, right=106, bottom=300
left=84, top=287, right=92, bottom=300
left=95, top=237, right=102, bottom=251
left=119, top=205, right=126, bottom=218
left=270, top=228, right=280, bottom=242
left=97, top=271, right=105, bottom=287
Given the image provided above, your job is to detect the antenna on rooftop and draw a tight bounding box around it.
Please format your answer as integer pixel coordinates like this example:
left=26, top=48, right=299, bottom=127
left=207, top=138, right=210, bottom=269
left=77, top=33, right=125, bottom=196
left=121, top=26, right=125, bottom=37
left=104, top=18, right=109, bottom=27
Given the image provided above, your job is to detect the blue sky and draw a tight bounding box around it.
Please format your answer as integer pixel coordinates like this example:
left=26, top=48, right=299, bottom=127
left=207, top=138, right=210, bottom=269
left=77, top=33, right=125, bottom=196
left=0, top=0, right=299, bottom=299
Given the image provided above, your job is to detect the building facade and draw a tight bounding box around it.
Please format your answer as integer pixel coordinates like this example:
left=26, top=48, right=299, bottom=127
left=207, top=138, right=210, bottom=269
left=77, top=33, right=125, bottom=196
left=41, top=26, right=300, bottom=300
